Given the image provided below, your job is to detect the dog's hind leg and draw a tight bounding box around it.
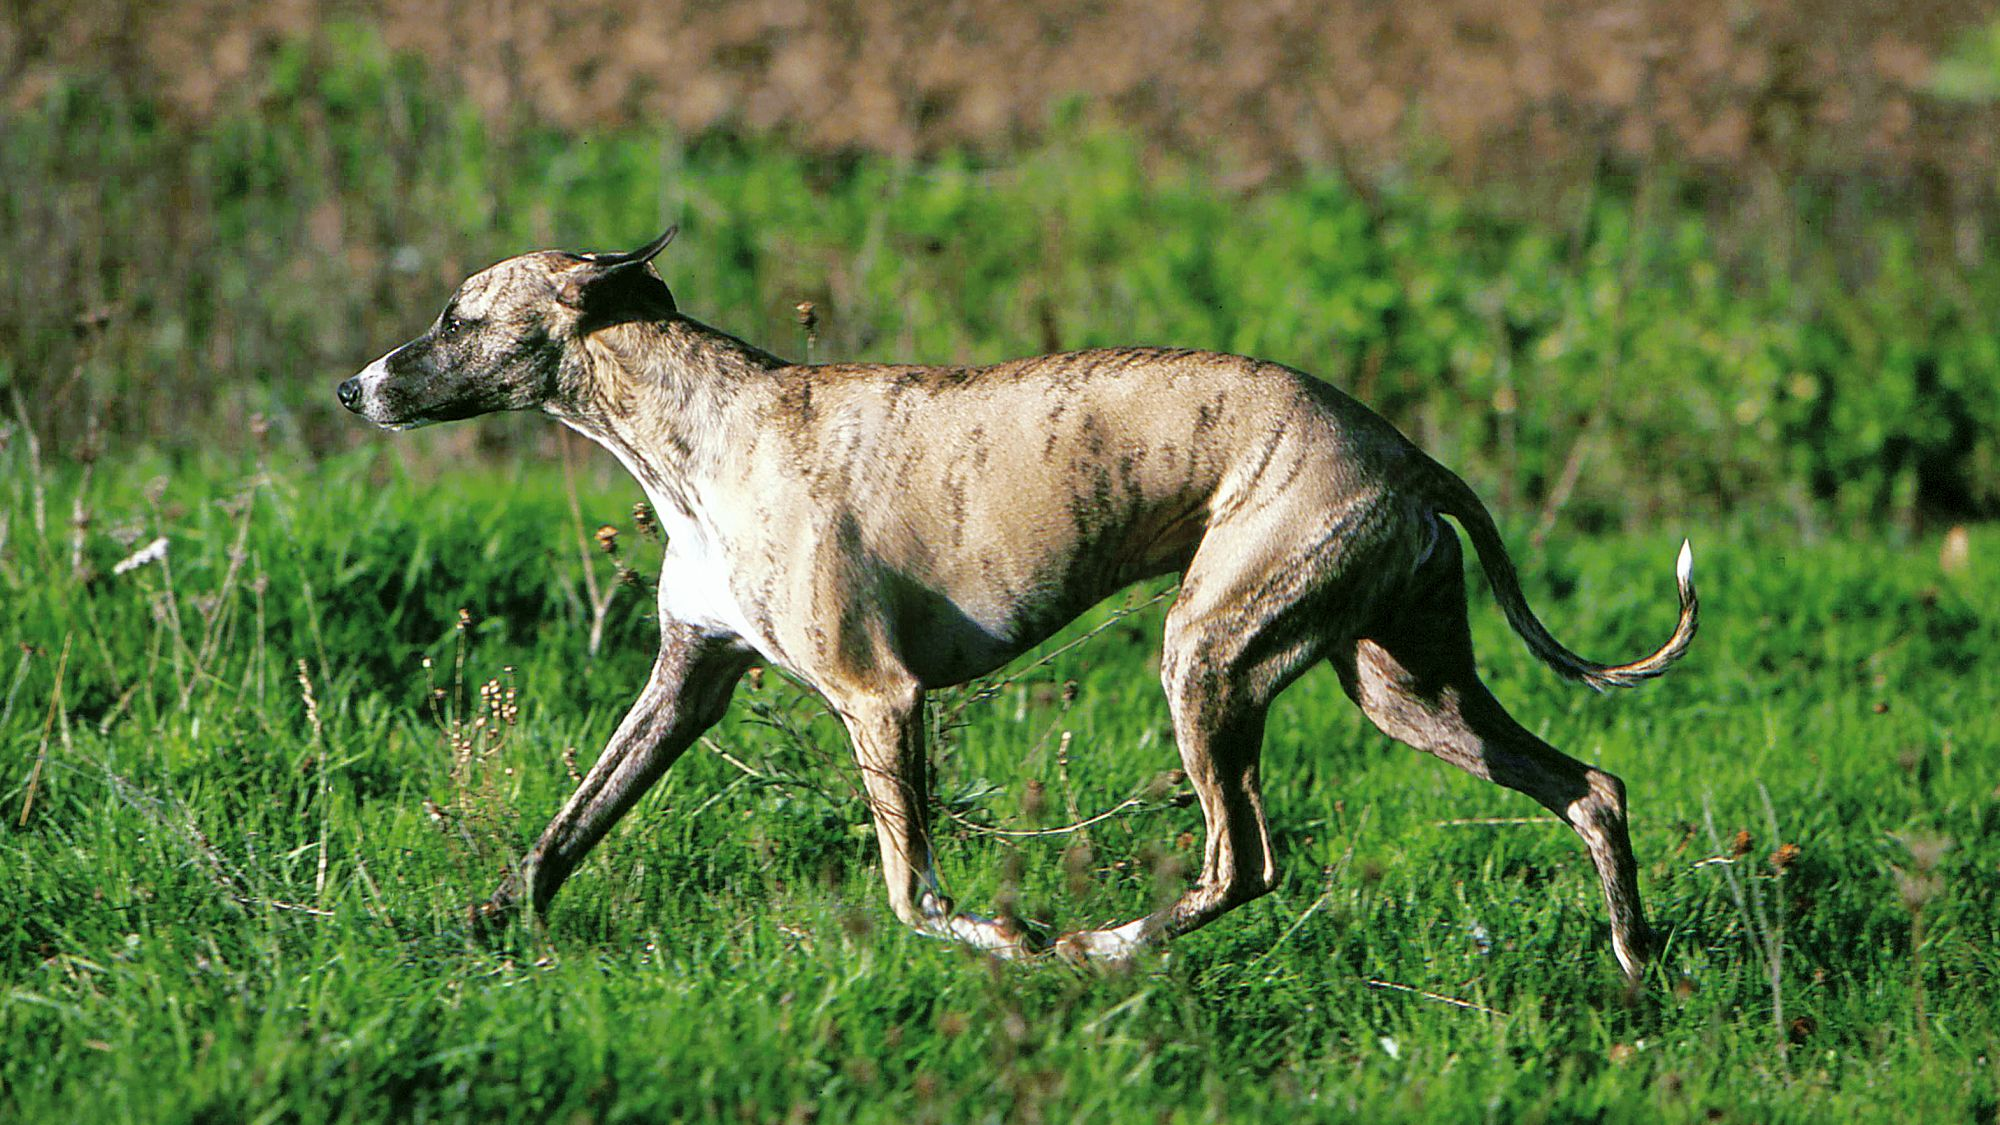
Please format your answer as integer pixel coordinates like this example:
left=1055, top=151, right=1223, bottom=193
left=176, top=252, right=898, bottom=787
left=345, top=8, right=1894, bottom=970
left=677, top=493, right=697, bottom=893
left=474, top=621, right=752, bottom=931
left=825, top=673, right=1043, bottom=957
left=1333, top=524, right=1654, bottom=978
left=1055, top=506, right=1384, bottom=963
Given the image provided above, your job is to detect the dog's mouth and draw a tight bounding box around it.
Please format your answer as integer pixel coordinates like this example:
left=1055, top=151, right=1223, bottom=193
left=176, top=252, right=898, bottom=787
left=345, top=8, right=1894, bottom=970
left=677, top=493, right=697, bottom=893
left=337, top=366, right=440, bottom=430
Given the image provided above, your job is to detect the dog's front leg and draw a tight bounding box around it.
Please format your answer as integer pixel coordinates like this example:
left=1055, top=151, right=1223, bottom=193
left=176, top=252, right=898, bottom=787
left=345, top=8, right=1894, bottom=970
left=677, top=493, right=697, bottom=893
left=828, top=676, right=1044, bottom=958
left=474, top=620, right=752, bottom=932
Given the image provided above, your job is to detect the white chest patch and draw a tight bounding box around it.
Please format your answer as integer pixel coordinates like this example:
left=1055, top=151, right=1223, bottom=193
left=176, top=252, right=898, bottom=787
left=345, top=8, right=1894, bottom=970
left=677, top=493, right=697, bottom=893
left=655, top=528, right=776, bottom=659
left=561, top=419, right=786, bottom=667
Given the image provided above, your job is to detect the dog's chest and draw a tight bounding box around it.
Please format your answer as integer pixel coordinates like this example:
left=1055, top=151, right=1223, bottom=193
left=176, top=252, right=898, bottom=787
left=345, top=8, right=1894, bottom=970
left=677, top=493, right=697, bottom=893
left=654, top=517, right=782, bottom=659
left=561, top=419, right=781, bottom=662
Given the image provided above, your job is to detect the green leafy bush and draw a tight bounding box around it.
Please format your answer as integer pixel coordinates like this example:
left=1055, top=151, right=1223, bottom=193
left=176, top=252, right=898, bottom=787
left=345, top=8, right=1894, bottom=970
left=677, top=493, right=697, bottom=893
left=2, top=24, right=1994, bottom=525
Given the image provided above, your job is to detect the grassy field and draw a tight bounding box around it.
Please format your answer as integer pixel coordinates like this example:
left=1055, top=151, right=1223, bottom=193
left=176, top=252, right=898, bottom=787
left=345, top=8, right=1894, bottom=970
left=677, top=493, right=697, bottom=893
left=1, top=443, right=1994, bottom=1122
left=4, top=19, right=1998, bottom=1123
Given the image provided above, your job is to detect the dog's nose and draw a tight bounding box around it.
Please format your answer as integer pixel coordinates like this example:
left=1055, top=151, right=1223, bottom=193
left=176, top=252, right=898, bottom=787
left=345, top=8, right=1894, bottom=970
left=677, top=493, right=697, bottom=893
left=336, top=377, right=361, bottom=411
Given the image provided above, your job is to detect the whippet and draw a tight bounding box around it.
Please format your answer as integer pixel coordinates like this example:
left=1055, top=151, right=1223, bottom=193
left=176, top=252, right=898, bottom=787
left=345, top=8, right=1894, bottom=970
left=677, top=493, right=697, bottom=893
left=339, top=229, right=1696, bottom=977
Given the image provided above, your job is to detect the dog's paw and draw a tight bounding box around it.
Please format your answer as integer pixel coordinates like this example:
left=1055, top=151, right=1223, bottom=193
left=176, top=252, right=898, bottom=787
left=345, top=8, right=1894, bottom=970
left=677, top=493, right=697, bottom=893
left=935, top=910, right=1051, bottom=960
left=1053, top=919, right=1154, bottom=967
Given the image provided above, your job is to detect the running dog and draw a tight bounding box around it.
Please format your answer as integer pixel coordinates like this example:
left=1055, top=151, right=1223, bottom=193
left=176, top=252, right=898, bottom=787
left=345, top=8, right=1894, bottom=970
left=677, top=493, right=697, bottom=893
left=339, top=229, right=1696, bottom=976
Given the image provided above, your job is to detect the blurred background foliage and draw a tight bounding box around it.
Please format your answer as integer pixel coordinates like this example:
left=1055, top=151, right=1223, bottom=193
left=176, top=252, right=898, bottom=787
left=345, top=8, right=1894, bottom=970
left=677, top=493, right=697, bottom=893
left=2, top=4, right=1998, bottom=528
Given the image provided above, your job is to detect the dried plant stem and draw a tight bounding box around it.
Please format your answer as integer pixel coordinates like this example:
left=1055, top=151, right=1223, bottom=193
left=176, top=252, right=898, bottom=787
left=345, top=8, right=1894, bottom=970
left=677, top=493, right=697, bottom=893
left=1702, top=793, right=1787, bottom=1058
left=183, top=482, right=260, bottom=709
left=1365, top=978, right=1508, bottom=1018
left=1249, top=878, right=1334, bottom=972
left=1759, top=784, right=1788, bottom=1058
left=236, top=552, right=269, bottom=710
left=10, top=387, right=45, bottom=540
left=298, top=660, right=332, bottom=903
left=700, top=738, right=773, bottom=781
left=699, top=735, right=850, bottom=807
left=1054, top=731, right=1087, bottom=842
left=1250, top=805, right=1371, bottom=972
left=152, top=533, right=195, bottom=706
left=560, top=431, right=621, bottom=658
left=935, top=584, right=1172, bottom=732
left=1893, top=832, right=1950, bottom=1057
left=940, top=795, right=1156, bottom=839
left=1911, top=905, right=1929, bottom=1054
left=17, top=633, right=72, bottom=827
left=83, top=751, right=334, bottom=918
left=67, top=459, right=94, bottom=580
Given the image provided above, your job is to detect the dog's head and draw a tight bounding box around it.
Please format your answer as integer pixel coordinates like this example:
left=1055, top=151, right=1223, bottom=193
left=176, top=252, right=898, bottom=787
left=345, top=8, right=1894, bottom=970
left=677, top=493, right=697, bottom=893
left=338, top=228, right=679, bottom=428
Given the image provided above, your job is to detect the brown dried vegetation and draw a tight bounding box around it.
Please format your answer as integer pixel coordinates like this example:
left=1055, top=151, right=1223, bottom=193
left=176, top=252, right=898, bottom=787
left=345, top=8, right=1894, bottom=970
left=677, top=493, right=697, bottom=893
left=7, top=0, right=1994, bottom=189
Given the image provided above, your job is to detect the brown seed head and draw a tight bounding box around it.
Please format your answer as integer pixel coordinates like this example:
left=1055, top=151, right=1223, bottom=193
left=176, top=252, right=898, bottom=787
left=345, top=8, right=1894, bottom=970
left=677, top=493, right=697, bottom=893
left=1899, top=832, right=1953, bottom=873
left=1769, top=842, right=1802, bottom=872
left=1894, top=867, right=1942, bottom=912
left=1062, top=842, right=1094, bottom=897
left=632, top=502, right=661, bottom=542
left=837, top=907, right=873, bottom=938
left=1939, top=525, right=1970, bottom=575
left=1143, top=769, right=1183, bottom=801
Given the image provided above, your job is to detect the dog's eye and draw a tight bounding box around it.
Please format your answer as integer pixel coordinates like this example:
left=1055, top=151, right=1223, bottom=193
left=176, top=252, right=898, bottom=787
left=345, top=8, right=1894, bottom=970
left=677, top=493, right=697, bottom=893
left=440, top=313, right=463, bottom=338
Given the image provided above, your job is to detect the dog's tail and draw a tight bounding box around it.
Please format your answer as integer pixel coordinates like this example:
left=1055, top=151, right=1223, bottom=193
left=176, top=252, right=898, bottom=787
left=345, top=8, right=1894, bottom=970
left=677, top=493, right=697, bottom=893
left=1425, top=459, right=1697, bottom=690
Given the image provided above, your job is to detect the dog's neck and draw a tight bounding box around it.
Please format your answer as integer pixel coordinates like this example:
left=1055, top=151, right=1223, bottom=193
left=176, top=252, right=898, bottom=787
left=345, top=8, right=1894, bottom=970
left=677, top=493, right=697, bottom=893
left=546, top=316, right=785, bottom=523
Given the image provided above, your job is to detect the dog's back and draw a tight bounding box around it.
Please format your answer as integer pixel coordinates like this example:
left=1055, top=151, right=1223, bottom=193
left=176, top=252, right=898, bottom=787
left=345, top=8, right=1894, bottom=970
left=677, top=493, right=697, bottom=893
left=734, top=346, right=1422, bottom=683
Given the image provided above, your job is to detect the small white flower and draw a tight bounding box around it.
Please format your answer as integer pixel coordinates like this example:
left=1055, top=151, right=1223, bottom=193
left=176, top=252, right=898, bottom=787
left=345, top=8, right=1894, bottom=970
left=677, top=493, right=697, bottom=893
left=113, top=536, right=169, bottom=576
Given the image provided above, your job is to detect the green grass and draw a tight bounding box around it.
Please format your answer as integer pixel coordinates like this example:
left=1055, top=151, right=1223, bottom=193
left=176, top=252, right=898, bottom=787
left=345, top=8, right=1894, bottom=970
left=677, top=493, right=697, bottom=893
left=2, top=446, right=1995, bottom=1122
left=6, top=22, right=1995, bottom=1122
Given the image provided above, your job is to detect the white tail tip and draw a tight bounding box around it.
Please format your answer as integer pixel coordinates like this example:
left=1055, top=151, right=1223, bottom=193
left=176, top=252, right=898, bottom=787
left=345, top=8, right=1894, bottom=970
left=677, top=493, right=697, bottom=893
left=1676, top=539, right=1694, bottom=587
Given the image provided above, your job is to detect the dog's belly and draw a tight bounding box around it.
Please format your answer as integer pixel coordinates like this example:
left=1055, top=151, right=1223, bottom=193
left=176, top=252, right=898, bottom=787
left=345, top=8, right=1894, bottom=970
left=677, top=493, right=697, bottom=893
left=884, top=498, right=1208, bottom=687
left=889, top=558, right=1191, bottom=688
left=892, top=612, right=1034, bottom=687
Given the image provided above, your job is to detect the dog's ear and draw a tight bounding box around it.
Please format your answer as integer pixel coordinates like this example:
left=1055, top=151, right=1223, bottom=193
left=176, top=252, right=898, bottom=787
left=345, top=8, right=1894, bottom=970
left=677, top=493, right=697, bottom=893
left=558, top=227, right=678, bottom=311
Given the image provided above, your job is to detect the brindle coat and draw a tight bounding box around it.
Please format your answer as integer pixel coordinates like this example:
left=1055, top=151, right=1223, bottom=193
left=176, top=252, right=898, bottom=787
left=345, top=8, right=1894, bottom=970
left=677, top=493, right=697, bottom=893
left=339, top=230, right=1696, bottom=976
